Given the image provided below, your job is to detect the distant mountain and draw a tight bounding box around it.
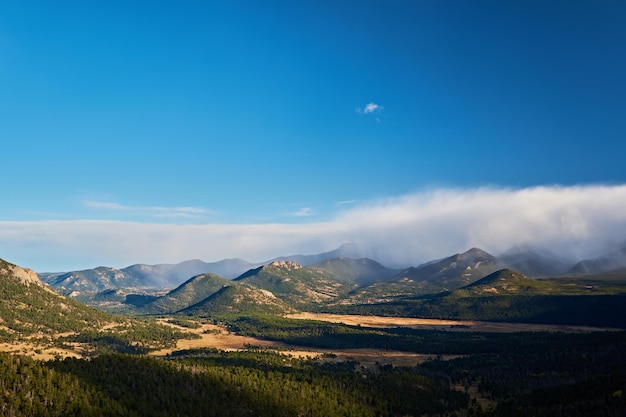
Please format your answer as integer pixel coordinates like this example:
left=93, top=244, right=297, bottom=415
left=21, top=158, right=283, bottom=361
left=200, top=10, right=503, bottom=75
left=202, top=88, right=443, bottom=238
left=567, top=244, right=626, bottom=275
left=342, top=248, right=501, bottom=303
left=180, top=285, right=294, bottom=316
left=38, top=244, right=366, bottom=297
left=498, top=247, right=574, bottom=277
left=234, top=260, right=359, bottom=307
left=405, top=247, right=501, bottom=289
left=269, top=243, right=365, bottom=266
left=40, top=259, right=256, bottom=297
left=38, top=243, right=626, bottom=315
left=140, top=273, right=232, bottom=314
left=42, top=266, right=145, bottom=296
left=307, top=257, right=399, bottom=285
left=122, top=258, right=255, bottom=285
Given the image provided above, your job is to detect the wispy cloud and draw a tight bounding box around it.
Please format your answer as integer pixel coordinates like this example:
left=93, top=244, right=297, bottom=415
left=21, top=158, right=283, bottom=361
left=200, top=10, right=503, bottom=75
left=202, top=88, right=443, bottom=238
left=82, top=200, right=212, bottom=219
left=3, top=185, right=626, bottom=271
left=336, top=200, right=358, bottom=207
left=289, top=207, right=315, bottom=217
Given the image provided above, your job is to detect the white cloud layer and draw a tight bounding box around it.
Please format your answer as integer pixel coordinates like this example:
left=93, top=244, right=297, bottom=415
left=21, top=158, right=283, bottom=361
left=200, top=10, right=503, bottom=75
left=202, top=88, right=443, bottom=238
left=3, top=185, right=626, bottom=271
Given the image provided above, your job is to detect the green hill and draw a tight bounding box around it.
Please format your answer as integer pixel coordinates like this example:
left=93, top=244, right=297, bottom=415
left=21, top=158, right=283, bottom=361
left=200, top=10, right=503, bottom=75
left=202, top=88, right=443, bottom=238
left=0, top=258, right=115, bottom=338
left=458, top=269, right=559, bottom=295
left=0, top=258, right=197, bottom=355
left=141, top=273, right=231, bottom=314
left=234, top=261, right=358, bottom=307
left=180, top=285, right=294, bottom=316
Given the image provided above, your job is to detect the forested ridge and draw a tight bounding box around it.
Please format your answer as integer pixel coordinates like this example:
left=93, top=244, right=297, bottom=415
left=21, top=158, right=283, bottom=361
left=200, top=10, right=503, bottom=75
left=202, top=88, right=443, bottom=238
left=0, top=350, right=467, bottom=417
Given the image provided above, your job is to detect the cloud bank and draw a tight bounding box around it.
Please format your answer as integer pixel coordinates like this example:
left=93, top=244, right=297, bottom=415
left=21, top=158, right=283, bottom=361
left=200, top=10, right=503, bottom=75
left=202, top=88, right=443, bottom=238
left=2, top=185, right=626, bottom=271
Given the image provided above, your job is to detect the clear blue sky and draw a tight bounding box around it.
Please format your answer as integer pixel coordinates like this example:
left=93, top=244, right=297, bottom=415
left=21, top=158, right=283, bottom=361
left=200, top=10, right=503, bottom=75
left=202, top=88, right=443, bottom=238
left=1, top=1, right=626, bottom=270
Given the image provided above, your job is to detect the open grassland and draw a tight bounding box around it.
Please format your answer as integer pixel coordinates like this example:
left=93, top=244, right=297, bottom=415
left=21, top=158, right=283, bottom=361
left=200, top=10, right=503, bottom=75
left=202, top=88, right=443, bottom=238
left=149, top=318, right=459, bottom=368
left=286, top=312, right=621, bottom=332
left=148, top=312, right=617, bottom=369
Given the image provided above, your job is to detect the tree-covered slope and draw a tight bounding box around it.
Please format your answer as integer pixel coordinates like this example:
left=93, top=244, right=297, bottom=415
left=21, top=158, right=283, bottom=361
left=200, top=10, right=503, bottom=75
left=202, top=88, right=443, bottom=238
left=234, top=261, right=358, bottom=307
left=180, top=285, right=294, bottom=316
left=0, top=258, right=115, bottom=338
left=140, top=273, right=232, bottom=314
left=0, top=258, right=197, bottom=354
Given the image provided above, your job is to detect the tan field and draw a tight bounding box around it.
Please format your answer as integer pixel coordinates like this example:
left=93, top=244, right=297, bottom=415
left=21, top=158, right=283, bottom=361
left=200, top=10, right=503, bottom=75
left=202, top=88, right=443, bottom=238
left=150, top=308, right=617, bottom=367
left=285, top=312, right=621, bottom=333
left=148, top=319, right=457, bottom=368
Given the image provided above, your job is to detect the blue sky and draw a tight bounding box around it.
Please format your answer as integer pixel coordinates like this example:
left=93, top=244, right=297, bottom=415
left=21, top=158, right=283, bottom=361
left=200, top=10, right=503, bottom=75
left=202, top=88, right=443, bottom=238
left=1, top=1, right=626, bottom=271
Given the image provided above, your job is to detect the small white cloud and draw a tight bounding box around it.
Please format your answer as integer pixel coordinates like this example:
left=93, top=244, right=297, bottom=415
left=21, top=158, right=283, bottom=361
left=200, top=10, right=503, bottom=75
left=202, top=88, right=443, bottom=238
left=364, top=102, right=381, bottom=114
left=356, top=102, right=383, bottom=115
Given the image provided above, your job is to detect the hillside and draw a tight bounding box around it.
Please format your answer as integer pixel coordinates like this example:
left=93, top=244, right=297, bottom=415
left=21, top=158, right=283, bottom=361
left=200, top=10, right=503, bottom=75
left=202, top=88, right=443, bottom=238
left=339, top=248, right=500, bottom=304
left=0, top=258, right=197, bottom=356
left=405, top=247, right=500, bottom=288
left=0, top=258, right=114, bottom=338
left=141, top=273, right=232, bottom=314
left=459, top=269, right=559, bottom=295
left=180, top=285, right=294, bottom=316
left=234, top=260, right=358, bottom=307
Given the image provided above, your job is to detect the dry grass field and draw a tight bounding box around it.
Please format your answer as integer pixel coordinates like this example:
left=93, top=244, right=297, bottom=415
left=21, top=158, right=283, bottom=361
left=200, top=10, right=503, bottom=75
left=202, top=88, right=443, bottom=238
left=285, top=312, right=620, bottom=333
left=158, top=309, right=618, bottom=367
left=148, top=319, right=455, bottom=368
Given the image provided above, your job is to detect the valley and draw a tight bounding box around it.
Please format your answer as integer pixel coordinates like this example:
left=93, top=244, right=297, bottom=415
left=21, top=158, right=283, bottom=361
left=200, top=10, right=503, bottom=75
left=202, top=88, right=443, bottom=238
left=1, top=246, right=626, bottom=416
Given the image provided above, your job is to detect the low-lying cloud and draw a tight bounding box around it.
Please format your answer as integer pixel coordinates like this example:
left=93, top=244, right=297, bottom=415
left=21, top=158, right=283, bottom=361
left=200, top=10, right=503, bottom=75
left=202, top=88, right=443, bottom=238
left=2, top=185, right=626, bottom=271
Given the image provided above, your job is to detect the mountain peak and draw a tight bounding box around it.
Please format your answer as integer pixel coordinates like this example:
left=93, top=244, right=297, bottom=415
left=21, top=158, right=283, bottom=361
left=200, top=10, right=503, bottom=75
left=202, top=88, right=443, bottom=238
left=0, top=258, right=43, bottom=287
left=268, top=260, right=302, bottom=270
left=458, top=247, right=495, bottom=260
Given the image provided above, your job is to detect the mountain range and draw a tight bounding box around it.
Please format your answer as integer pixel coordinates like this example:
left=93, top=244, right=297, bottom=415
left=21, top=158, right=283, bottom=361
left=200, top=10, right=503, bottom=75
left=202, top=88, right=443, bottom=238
left=35, top=243, right=626, bottom=316
left=3, top=243, right=626, bottom=331
left=37, top=243, right=367, bottom=295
